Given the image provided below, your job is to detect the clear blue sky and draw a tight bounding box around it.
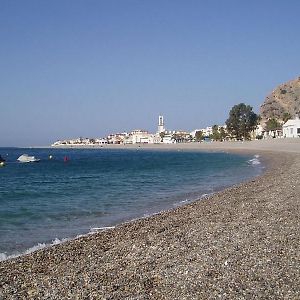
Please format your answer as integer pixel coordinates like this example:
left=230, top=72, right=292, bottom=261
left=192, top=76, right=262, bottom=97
left=1, top=0, right=300, bottom=146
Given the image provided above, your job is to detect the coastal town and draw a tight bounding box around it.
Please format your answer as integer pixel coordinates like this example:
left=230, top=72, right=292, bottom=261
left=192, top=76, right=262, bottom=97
left=51, top=115, right=220, bottom=146
left=51, top=113, right=300, bottom=147
left=52, top=77, right=300, bottom=147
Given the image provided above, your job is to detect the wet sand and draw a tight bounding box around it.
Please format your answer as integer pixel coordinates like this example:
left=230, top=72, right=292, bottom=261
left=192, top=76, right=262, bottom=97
left=1, top=139, right=300, bottom=299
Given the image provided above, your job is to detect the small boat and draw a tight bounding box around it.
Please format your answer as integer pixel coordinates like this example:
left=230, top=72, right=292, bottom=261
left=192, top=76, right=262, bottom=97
left=0, top=155, right=5, bottom=163
left=17, top=154, right=40, bottom=163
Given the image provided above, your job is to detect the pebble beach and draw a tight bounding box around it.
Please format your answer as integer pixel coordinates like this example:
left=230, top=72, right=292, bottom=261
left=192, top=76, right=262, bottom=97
left=1, top=139, right=300, bottom=299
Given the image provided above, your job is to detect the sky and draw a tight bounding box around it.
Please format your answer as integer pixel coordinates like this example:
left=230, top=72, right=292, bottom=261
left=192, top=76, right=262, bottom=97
left=1, top=0, right=300, bottom=146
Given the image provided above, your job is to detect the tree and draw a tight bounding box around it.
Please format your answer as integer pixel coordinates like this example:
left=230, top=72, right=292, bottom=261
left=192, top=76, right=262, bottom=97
left=265, top=118, right=281, bottom=131
left=282, top=112, right=291, bottom=123
left=159, top=132, right=165, bottom=142
left=219, top=127, right=227, bottom=141
left=211, top=125, right=221, bottom=141
left=195, top=130, right=204, bottom=142
left=225, top=103, right=258, bottom=140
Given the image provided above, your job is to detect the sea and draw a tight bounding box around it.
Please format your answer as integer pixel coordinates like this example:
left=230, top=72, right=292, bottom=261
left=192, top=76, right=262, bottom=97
left=0, top=147, right=263, bottom=261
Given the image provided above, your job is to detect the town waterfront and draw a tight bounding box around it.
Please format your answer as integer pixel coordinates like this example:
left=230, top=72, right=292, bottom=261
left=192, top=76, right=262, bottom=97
left=0, top=148, right=262, bottom=260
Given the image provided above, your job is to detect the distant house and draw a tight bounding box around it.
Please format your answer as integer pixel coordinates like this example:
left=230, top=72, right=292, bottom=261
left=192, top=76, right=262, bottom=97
left=107, top=133, right=128, bottom=144
left=162, top=134, right=175, bottom=144
left=95, top=138, right=108, bottom=145
left=282, top=116, right=300, bottom=138
left=253, top=124, right=263, bottom=138
left=265, top=128, right=283, bottom=139
left=261, top=125, right=283, bottom=139
left=253, top=123, right=283, bottom=139
left=128, top=130, right=161, bottom=144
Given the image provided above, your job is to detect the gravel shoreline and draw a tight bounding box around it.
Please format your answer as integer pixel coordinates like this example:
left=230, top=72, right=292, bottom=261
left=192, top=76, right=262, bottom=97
left=1, top=149, right=300, bottom=299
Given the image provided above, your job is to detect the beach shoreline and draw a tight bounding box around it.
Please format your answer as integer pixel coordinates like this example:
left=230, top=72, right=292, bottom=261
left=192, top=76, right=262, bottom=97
left=1, top=140, right=300, bottom=299
left=48, top=138, right=300, bottom=153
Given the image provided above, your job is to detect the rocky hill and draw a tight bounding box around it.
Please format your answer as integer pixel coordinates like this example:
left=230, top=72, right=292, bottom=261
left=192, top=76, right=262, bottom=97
left=260, top=77, right=300, bottom=125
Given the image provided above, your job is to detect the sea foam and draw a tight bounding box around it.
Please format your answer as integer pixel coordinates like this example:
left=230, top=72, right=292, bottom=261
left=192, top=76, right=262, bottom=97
left=0, top=227, right=118, bottom=262
left=0, top=238, right=68, bottom=262
left=248, top=154, right=261, bottom=165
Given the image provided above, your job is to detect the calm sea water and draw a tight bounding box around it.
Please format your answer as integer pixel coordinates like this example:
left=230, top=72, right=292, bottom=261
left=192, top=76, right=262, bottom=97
left=0, top=148, right=263, bottom=260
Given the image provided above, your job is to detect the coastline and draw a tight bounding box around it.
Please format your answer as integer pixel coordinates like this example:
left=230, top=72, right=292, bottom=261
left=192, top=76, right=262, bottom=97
left=1, top=140, right=300, bottom=299
left=48, top=138, right=300, bottom=153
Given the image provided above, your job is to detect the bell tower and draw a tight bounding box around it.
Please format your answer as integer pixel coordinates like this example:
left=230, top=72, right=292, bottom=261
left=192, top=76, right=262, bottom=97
left=158, top=115, right=165, bottom=134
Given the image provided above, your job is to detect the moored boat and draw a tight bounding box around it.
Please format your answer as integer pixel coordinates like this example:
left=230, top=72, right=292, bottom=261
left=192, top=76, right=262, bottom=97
left=17, top=154, right=40, bottom=163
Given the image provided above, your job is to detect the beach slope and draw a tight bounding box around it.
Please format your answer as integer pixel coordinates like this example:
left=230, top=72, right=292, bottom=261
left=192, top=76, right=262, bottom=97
left=0, top=140, right=300, bottom=299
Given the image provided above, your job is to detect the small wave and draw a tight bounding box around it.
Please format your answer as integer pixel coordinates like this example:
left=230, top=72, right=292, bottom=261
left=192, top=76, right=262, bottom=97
left=0, top=237, right=68, bottom=262
left=142, top=213, right=151, bottom=218
left=180, top=199, right=189, bottom=204
left=200, top=193, right=211, bottom=199
left=90, top=226, right=115, bottom=232
left=248, top=154, right=261, bottom=166
left=173, top=192, right=213, bottom=208
left=0, top=227, right=116, bottom=262
left=141, top=211, right=163, bottom=219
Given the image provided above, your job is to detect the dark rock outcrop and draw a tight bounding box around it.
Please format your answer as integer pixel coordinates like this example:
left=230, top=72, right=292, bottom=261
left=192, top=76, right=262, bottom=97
left=260, top=77, right=300, bottom=125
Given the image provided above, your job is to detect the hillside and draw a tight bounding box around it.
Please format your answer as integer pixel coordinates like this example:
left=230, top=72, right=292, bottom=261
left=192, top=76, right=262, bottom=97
left=260, top=77, right=300, bottom=125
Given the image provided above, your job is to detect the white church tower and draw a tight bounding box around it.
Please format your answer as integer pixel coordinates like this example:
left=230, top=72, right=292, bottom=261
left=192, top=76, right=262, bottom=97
left=157, top=115, right=165, bottom=134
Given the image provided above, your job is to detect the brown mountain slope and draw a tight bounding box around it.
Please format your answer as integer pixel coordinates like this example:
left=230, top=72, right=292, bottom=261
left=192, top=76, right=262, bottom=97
left=260, top=77, right=300, bottom=124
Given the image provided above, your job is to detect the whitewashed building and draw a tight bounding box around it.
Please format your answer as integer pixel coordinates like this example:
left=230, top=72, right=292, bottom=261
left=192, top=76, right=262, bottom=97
left=130, top=130, right=149, bottom=144
left=282, top=116, right=300, bottom=138
left=95, top=138, right=108, bottom=145
left=162, top=134, right=175, bottom=144
left=128, top=130, right=161, bottom=144
left=107, top=133, right=128, bottom=144
left=191, top=125, right=227, bottom=139
left=254, top=124, right=264, bottom=137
